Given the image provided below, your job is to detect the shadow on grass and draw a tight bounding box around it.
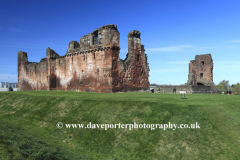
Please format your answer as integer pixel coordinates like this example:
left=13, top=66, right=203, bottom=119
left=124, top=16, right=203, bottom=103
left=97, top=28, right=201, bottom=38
left=0, top=120, right=92, bottom=160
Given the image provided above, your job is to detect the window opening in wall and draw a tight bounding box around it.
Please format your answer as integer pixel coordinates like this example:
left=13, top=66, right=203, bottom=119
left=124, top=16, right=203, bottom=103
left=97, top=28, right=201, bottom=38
left=197, top=82, right=204, bottom=85
left=137, top=54, right=140, bottom=61
left=201, top=61, right=204, bottom=65
left=200, top=73, right=203, bottom=78
left=93, top=31, right=99, bottom=45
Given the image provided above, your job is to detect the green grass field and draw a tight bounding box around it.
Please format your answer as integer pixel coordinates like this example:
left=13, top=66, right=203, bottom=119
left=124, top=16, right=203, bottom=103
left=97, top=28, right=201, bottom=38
left=0, top=91, right=239, bottom=160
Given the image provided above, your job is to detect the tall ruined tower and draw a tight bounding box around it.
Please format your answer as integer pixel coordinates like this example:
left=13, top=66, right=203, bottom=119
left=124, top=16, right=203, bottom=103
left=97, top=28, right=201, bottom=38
left=187, top=54, right=216, bottom=92
left=111, top=30, right=150, bottom=92
left=125, top=30, right=149, bottom=90
left=17, top=25, right=150, bottom=93
left=18, top=51, right=29, bottom=91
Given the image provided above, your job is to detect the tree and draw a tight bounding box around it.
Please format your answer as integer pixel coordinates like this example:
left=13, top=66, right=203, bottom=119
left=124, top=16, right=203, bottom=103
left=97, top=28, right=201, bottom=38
left=216, top=83, right=223, bottom=91
left=216, top=80, right=230, bottom=93
left=230, top=83, right=240, bottom=95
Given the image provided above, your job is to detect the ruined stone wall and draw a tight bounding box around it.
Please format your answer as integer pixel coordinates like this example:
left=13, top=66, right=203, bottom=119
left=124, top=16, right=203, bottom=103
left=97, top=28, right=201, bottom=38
left=153, top=85, right=213, bottom=94
left=54, top=48, right=113, bottom=92
left=18, top=25, right=150, bottom=93
left=112, top=30, right=150, bottom=92
left=18, top=52, right=49, bottom=91
left=192, top=86, right=212, bottom=93
left=187, top=54, right=216, bottom=92
left=156, top=85, right=193, bottom=93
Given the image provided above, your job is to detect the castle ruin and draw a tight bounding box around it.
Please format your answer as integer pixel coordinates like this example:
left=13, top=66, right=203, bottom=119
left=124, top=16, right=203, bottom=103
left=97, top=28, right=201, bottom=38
left=154, top=54, right=216, bottom=93
left=186, top=54, right=216, bottom=92
left=18, top=25, right=150, bottom=93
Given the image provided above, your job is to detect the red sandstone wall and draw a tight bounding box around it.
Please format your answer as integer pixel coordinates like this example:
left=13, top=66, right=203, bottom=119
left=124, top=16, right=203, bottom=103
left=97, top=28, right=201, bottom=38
left=18, top=51, right=49, bottom=91
left=54, top=48, right=113, bottom=92
left=18, top=25, right=150, bottom=93
left=194, top=55, right=213, bottom=82
left=112, top=30, right=150, bottom=92
left=187, top=54, right=214, bottom=86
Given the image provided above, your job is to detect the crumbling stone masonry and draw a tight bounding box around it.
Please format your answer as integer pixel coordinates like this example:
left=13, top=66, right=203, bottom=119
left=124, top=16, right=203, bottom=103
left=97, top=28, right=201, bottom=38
left=186, top=54, right=216, bottom=92
left=18, top=25, right=150, bottom=93
left=154, top=85, right=212, bottom=94
left=152, top=54, right=216, bottom=94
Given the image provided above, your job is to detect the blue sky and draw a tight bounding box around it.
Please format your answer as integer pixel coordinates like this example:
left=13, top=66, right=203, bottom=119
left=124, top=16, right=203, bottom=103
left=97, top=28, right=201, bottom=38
left=1, top=0, right=240, bottom=85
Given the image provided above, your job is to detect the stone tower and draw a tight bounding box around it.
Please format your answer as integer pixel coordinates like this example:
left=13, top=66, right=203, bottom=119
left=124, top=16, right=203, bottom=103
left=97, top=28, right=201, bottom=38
left=187, top=54, right=216, bottom=92
left=18, top=25, right=150, bottom=93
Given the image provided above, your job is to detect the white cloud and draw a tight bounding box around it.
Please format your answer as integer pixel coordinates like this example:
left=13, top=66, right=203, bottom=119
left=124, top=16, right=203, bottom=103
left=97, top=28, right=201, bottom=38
left=0, top=46, right=27, bottom=48
left=0, top=45, right=65, bottom=49
left=227, top=40, right=240, bottom=43
left=215, top=64, right=240, bottom=70
left=0, top=68, right=16, bottom=70
left=150, top=67, right=188, bottom=73
left=146, top=45, right=192, bottom=53
left=214, top=61, right=240, bottom=65
left=0, top=65, right=17, bottom=69
left=166, top=61, right=189, bottom=64
left=212, top=61, right=240, bottom=72
left=0, top=74, right=18, bottom=82
left=0, top=27, right=28, bottom=32
left=8, top=27, right=28, bottom=32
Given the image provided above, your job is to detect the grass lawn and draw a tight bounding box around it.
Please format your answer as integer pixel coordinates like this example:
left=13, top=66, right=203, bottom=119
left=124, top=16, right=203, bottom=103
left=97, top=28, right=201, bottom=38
left=0, top=91, right=239, bottom=159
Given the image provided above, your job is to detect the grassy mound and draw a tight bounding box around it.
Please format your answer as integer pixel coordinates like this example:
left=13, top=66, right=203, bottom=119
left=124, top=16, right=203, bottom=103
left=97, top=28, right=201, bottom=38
left=0, top=91, right=239, bottom=159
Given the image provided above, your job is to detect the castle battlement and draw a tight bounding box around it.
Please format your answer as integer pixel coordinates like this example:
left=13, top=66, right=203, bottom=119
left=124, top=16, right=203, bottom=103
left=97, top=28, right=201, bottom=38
left=18, top=25, right=150, bottom=93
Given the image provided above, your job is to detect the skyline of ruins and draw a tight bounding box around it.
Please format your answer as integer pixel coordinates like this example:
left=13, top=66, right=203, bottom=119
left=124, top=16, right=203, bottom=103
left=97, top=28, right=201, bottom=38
left=1, top=0, right=240, bottom=85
